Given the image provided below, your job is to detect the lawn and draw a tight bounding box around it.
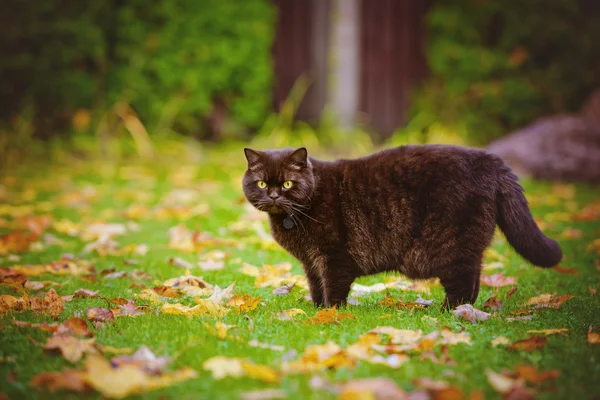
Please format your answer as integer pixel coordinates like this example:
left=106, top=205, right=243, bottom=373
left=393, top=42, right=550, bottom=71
left=1, top=143, right=599, bottom=400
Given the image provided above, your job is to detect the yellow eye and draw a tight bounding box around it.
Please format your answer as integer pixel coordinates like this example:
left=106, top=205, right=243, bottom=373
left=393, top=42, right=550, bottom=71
left=257, top=180, right=267, bottom=189
left=283, top=180, right=293, bottom=189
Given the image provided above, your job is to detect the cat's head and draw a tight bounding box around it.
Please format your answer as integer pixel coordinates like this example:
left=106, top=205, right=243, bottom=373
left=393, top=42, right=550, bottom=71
left=242, top=147, right=315, bottom=214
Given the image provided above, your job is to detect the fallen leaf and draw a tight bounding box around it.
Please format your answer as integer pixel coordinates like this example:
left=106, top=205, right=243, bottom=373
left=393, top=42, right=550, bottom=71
left=84, top=354, right=197, bottom=399
left=162, top=275, right=214, bottom=297
left=486, top=369, right=522, bottom=394
left=203, top=321, right=237, bottom=340
left=44, top=336, right=98, bottom=363
left=525, top=293, right=574, bottom=309
left=87, top=308, right=115, bottom=323
left=506, top=287, right=518, bottom=298
left=514, top=365, right=560, bottom=384
left=483, top=297, right=503, bottom=311
left=198, top=259, right=224, bottom=271
left=307, top=306, right=355, bottom=325
left=30, top=288, right=64, bottom=317
left=453, top=304, right=490, bottom=323
left=590, top=287, right=597, bottom=296
left=73, top=289, right=99, bottom=298
left=203, top=356, right=245, bottom=379
left=480, top=273, right=517, bottom=287
left=283, top=341, right=356, bottom=373
left=161, top=301, right=229, bottom=318
left=111, top=345, right=171, bottom=374
left=277, top=308, right=306, bottom=321
left=152, top=286, right=181, bottom=298
left=242, top=360, right=279, bottom=383
left=241, top=389, right=287, bottom=400
left=552, top=266, right=579, bottom=275
left=509, top=336, right=548, bottom=352
left=169, top=257, right=194, bottom=269
left=588, top=326, right=600, bottom=344
left=31, top=369, right=89, bottom=393
left=272, top=283, right=295, bottom=296
left=338, top=378, right=406, bottom=400
left=227, top=294, right=261, bottom=313
left=113, top=300, right=144, bottom=317
left=526, top=328, right=568, bottom=336
left=491, top=337, right=510, bottom=347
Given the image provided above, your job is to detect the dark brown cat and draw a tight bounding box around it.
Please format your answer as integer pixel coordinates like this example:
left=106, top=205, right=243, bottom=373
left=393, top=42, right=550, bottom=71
left=242, top=145, right=562, bottom=309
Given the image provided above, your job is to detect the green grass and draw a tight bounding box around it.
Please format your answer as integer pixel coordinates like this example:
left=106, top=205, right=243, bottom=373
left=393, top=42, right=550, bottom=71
left=1, top=145, right=599, bottom=400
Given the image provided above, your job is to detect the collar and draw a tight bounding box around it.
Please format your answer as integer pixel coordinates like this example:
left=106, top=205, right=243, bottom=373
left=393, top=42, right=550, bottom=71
left=283, top=216, right=295, bottom=230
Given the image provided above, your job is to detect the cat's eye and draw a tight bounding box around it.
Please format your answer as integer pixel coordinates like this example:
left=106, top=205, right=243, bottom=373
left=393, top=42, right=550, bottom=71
left=257, top=180, right=267, bottom=189
left=283, top=180, right=293, bottom=189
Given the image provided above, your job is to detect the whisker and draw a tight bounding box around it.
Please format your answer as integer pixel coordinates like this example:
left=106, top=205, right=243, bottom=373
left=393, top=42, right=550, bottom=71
left=288, top=205, right=323, bottom=224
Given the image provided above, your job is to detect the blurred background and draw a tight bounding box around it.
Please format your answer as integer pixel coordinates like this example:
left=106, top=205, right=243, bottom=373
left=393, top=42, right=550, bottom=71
left=1, top=0, right=600, bottom=176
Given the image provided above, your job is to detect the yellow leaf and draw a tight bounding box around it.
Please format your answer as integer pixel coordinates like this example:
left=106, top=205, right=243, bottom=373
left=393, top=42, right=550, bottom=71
left=526, top=328, right=568, bottom=336
left=161, top=301, right=229, bottom=318
left=44, top=336, right=97, bottom=363
left=241, top=361, right=279, bottom=383
left=203, top=356, right=245, bottom=379
left=491, top=337, right=510, bottom=347
left=226, top=294, right=261, bottom=313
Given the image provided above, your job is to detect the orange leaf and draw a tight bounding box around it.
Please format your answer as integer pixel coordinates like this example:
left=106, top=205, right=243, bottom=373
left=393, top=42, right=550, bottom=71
left=588, top=326, right=600, bottom=344
left=509, top=336, right=548, bottom=352
left=552, top=266, right=579, bottom=276
left=30, top=369, right=89, bottom=393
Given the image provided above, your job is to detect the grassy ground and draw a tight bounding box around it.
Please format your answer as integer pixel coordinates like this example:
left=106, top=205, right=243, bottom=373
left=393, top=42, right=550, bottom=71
left=0, top=143, right=599, bottom=400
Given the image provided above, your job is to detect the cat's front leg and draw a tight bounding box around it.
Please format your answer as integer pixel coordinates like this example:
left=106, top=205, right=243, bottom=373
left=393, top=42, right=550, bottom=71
left=303, top=265, right=324, bottom=307
left=322, top=267, right=356, bottom=308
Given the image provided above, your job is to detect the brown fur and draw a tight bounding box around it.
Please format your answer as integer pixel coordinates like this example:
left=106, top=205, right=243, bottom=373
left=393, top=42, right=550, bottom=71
left=242, top=145, right=562, bottom=309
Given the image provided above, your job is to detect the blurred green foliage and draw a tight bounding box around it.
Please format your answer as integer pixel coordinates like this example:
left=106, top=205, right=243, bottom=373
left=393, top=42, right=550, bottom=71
left=403, top=0, right=600, bottom=144
left=0, top=0, right=274, bottom=139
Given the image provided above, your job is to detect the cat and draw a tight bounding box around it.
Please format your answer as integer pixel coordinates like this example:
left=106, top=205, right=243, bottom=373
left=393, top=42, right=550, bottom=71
left=242, top=146, right=562, bottom=309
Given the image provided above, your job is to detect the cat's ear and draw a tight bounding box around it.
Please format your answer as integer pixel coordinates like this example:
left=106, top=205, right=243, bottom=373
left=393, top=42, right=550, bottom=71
left=289, top=147, right=308, bottom=168
left=244, top=148, right=262, bottom=168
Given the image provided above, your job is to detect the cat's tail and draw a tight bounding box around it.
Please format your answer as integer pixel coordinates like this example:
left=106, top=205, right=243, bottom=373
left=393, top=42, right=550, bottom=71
left=495, top=166, right=562, bottom=267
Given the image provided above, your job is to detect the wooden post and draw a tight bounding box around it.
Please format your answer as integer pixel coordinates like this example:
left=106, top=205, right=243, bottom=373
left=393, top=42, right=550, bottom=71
left=329, top=0, right=360, bottom=131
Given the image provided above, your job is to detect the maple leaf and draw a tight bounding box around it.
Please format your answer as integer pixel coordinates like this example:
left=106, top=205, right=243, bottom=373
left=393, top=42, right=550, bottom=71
left=30, top=369, right=89, bottom=393
left=111, top=345, right=171, bottom=375
left=282, top=341, right=356, bottom=373
left=0, top=230, right=38, bottom=255
left=73, top=289, right=99, bottom=298
left=272, top=283, right=295, bottom=296
left=161, top=301, right=229, bottom=318
left=483, top=297, right=503, bottom=310
left=162, top=275, right=214, bottom=297
left=307, top=306, right=355, bottom=325
left=480, top=273, right=517, bottom=287
left=486, top=369, right=525, bottom=395
left=87, top=308, right=115, bottom=323
left=203, top=321, right=237, bottom=340
left=438, top=328, right=472, bottom=346
left=226, top=294, right=261, bottom=313
left=152, top=286, right=182, bottom=298
left=588, top=326, right=600, bottom=344
left=24, top=280, right=60, bottom=291
left=491, top=337, right=510, bottom=347
left=525, top=293, right=574, bottom=309
left=207, top=283, right=235, bottom=304
left=277, top=308, right=307, bottom=321
left=369, top=326, right=423, bottom=345
left=0, top=272, right=27, bottom=290
left=453, top=304, right=490, bottom=323
left=29, top=288, right=64, bottom=317
left=44, top=336, right=98, bottom=363
left=509, top=336, right=548, bottom=352
left=113, top=300, right=144, bottom=317
left=84, top=354, right=197, bottom=399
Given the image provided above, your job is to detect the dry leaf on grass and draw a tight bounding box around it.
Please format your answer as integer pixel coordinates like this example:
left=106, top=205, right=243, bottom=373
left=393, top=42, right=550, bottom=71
left=111, top=346, right=170, bottom=375
left=73, top=289, right=99, bottom=299
left=30, top=369, right=89, bottom=393
left=526, top=328, right=568, bottom=336
left=552, top=265, right=580, bottom=275
left=272, top=283, right=295, bottom=296
left=203, top=356, right=279, bottom=383
left=87, top=308, right=114, bottom=323
left=161, top=301, right=229, bottom=318
left=486, top=369, right=524, bottom=395
left=84, top=354, right=197, bottom=399
left=112, top=300, right=144, bottom=317
left=480, top=273, right=517, bottom=287
left=277, top=308, right=306, bottom=321
left=453, top=304, right=490, bottom=323
left=44, top=336, right=98, bottom=363
left=483, top=297, right=503, bottom=310
left=226, top=294, right=261, bottom=313
left=338, top=378, right=407, bottom=400
left=203, top=321, right=237, bottom=340
left=514, top=365, right=560, bottom=384
left=491, top=336, right=510, bottom=347
left=525, top=293, right=574, bottom=309
left=506, top=287, right=518, bottom=298
left=588, top=326, right=600, bottom=344
left=509, top=336, right=548, bottom=352
left=307, top=306, right=355, bottom=325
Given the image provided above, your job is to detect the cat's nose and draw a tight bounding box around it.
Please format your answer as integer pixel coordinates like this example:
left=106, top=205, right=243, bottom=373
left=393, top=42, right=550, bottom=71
left=268, top=192, right=280, bottom=199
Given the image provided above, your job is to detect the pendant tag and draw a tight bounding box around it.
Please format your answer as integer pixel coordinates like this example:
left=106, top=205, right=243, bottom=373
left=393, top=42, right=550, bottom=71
left=283, top=217, right=295, bottom=230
